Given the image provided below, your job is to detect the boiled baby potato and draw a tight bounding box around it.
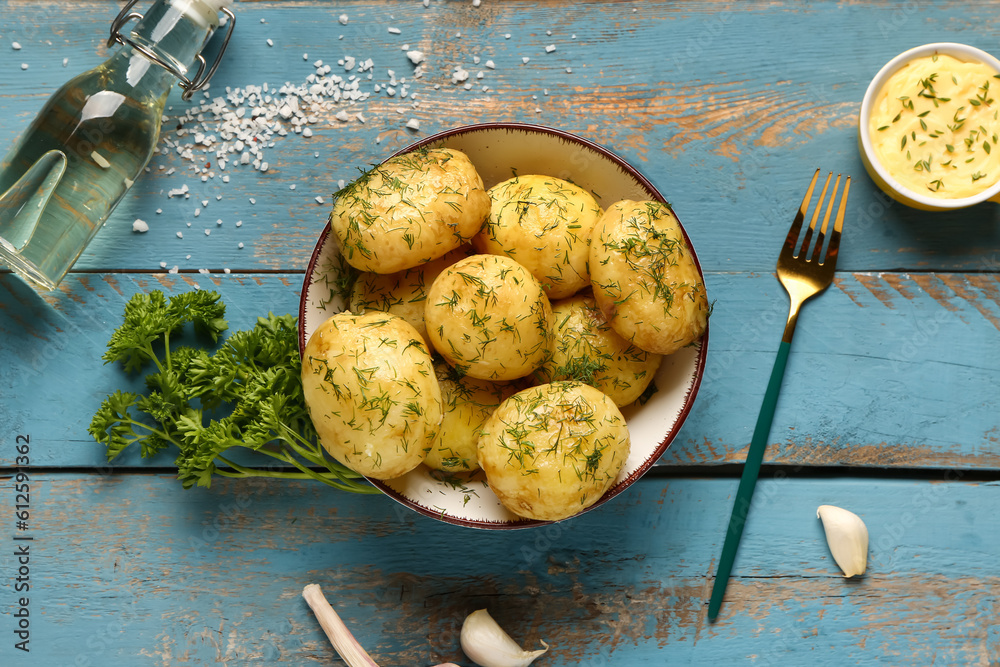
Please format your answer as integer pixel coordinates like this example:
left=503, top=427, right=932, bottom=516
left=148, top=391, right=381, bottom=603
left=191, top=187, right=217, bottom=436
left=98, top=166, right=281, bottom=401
left=477, top=381, right=630, bottom=522
left=537, top=294, right=662, bottom=407
left=424, top=358, right=512, bottom=473
left=590, top=200, right=709, bottom=355
left=349, top=246, right=474, bottom=349
left=474, top=174, right=602, bottom=299
left=330, top=148, right=490, bottom=274
left=425, top=254, right=554, bottom=381
left=301, top=311, right=443, bottom=480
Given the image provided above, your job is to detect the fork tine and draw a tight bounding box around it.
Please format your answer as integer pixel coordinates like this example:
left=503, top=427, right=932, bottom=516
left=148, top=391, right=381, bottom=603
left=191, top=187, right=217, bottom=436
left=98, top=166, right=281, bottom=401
left=810, top=174, right=841, bottom=264
left=784, top=169, right=820, bottom=256
left=821, top=175, right=851, bottom=267
left=799, top=172, right=832, bottom=260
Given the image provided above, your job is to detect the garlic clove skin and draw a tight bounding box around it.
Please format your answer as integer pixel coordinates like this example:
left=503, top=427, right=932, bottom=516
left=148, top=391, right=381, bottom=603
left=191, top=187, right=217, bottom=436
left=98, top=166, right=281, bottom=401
left=460, top=609, right=549, bottom=667
left=816, top=505, right=869, bottom=578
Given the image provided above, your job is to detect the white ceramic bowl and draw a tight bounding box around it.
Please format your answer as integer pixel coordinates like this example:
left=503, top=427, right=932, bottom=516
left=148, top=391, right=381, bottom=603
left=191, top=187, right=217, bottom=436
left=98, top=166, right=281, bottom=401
left=299, top=122, right=708, bottom=529
left=859, top=42, right=1000, bottom=211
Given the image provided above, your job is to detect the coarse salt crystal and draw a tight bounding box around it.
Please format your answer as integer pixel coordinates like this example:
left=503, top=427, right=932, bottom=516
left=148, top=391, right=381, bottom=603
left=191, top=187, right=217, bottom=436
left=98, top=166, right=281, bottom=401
left=545, top=44, right=556, bottom=53
left=315, top=196, right=325, bottom=204
left=338, top=14, right=348, bottom=24
left=238, top=242, right=245, bottom=249
left=485, top=60, right=495, bottom=69
left=160, top=261, right=167, bottom=269
left=236, top=220, right=243, bottom=227
left=406, top=118, right=420, bottom=130
left=132, top=219, right=149, bottom=233
left=205, top=229, right=211, bottom=236
left=406, top=50, right=425, bottom=65
left=267, top=39, right=273, bottom=47
left=21, top=63, right=29, bottom=71
left=176, top=231, right=184, bottom=238
left=388, top=27, right=401, bottom=34
left=522, top=57, right=530, bottom=64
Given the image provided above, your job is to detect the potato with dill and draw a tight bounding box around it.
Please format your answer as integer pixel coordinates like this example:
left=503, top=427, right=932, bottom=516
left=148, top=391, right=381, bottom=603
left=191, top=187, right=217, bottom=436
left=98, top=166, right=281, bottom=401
left=477, top=381, right=630, bottom=522
left=424, top=358, right=512, bottom=473
left=301, top=311, right=443, bottom=479
left=537, top=294, right=662, bottom=407
left=474, top=174, right=603, bottom=299
left=590, top=200, right=709, bottom=355
left=425, top=254, right=554, bottom=381
left=349, top=246, right=474, bottom=349
left=330, top=148, right=490, bottom=274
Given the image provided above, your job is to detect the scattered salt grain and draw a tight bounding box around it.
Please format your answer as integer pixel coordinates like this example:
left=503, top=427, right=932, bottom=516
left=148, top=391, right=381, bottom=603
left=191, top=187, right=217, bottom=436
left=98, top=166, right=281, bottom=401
left=388, top=27, right=401, bottom=34
left=522, top=57, right=530, bottom=64
left=545, top=44, right=556, bottom=53
left=169, top=266, right=179, bottom=274
left=132, top=219, right=149, bottom=233
left=160, top=261, right=167, bottom=269
left=20, top=63, right=28, bottom=70
left=289, top=184, right=296, bottom=190
left=266, top=39, right=273, bottom=47
left=12, top=42, right=22, bottom=50
left=176, top=232, right=184, bottom=238
left=338, top=14, right=349, bottom=24
left=204, top=229, right=211, bottom=236
left=235, top=220, right=243, bottom=227
left=406, top=118, right=420, bottom=131
left=406, top=50, right=425, bottom=65
left=238, top=242, right=245, bottom=249
left=194, top=208, right=201, bottom=217
left=62, top=57, right=68, bottom=67
left=315, top=196, right=325, bottom=204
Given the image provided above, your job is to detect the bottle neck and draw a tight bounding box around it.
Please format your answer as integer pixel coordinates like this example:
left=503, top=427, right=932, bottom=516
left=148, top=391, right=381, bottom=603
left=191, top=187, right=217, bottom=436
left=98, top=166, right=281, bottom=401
left=118, top=0, right=221, bottom=94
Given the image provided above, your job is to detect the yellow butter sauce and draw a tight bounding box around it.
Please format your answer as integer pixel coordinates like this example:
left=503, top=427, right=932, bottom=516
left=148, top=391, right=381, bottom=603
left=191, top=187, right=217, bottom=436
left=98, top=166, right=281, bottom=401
left=868, top=53, right=1000, bottom=199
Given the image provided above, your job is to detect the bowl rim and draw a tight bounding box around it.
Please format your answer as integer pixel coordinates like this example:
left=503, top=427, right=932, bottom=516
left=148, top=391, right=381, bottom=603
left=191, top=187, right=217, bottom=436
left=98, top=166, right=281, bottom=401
left=298, top=121, right=709, bottom=529
left=859, top=42, right=1000, bottom=210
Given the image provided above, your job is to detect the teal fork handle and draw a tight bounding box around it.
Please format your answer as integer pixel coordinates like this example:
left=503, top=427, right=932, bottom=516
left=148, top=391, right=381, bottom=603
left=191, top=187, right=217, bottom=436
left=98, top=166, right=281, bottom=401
left=707, top=339, right=791, bottom=622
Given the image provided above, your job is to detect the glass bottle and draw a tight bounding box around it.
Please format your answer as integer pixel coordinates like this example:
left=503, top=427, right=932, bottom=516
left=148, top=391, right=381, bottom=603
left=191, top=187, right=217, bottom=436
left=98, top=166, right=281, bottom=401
left=0, top=0, right=235, bottom=290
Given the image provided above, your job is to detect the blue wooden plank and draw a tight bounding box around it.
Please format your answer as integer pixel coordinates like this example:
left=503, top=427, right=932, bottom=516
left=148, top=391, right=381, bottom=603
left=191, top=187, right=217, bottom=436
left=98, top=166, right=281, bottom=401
left=3, top=2, right=1000, bottom=275
left=2, top=270, right=998, bottom=471
left=0, top=473, right=996, bottom=665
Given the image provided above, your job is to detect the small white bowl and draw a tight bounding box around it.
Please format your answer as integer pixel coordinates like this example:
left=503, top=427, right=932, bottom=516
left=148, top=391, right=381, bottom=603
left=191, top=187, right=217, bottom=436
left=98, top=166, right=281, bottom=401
left=858, top=42, right=1000, bottom=211
left=299, top=122, right=708, bottom=529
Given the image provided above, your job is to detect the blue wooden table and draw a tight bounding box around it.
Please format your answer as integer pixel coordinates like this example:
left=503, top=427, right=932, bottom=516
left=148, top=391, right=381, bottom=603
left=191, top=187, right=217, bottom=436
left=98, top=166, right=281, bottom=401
left=2, top=1, right=999, bottom=664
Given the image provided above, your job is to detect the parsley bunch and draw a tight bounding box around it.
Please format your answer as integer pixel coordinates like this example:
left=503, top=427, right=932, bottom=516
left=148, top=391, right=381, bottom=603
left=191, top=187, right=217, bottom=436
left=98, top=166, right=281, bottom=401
left=89, top=289, right=376, bottom=493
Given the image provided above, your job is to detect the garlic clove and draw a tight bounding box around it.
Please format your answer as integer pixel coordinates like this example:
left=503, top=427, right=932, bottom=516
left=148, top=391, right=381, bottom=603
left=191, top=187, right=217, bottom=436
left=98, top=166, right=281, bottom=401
left=302, top=584, right=380, bottom=667
left=460, top=609, right=549, bottom=667
left=816, top=505, right=869, bottom=578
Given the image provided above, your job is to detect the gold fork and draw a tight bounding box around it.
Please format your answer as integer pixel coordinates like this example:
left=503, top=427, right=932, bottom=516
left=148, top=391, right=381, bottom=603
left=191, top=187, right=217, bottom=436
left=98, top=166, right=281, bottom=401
left=707, top=169, right=850, bottom=622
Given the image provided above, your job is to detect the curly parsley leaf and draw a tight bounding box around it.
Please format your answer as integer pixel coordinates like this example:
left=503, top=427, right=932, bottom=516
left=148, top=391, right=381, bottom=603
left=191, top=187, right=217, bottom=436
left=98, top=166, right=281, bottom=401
left=89, top=290, right=375, bottom=494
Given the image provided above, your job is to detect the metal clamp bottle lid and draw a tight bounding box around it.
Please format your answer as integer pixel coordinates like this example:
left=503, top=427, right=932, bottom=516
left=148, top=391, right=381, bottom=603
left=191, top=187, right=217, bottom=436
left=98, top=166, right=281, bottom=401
left=107, top=0, right=236, bottom=100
